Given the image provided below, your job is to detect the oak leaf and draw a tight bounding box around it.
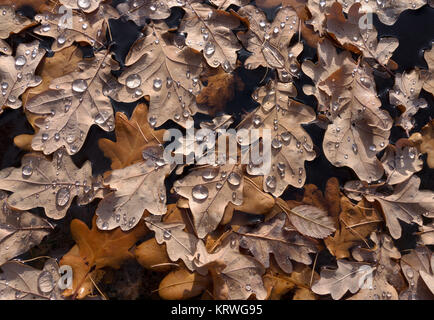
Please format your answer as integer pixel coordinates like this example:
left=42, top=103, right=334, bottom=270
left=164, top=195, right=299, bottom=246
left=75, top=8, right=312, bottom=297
left=158, top=268, right=210, bottom=300
left=0, top=5, right=31, bottom=40
left=423, top=47, right=434, bottom=95
left=0, top=191, right=53, bottom=266
left=26, top=50, right=119, bottom=155
left=0, top=151, right=103, bottom=220
left=98, top=103, right=165, bottom=170
left=409, top=120, right=434, bottom=168
left=60, top=215, right=147, bottom=299
left=59, top=0, right=105, bottom=13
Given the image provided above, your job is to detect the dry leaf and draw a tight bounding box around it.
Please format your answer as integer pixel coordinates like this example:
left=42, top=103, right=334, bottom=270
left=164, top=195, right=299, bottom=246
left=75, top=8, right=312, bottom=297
left=238, top=212, right=317, bottom=274
left=174, top=163, right=244, bottom=238
left=60, top=215, right=147, bottom=299
left=381, top=139, right=423, bottom=185
left=389, top=69, right=428, bottom=133
left=113, top=22, right=205, bottom=128
left=237, top=5, right=301, bottom=82
left=0, top=151, right=103, bottom=220
left=312, top=259, right=374, bottom=300
left=193, top=240, right=268, bottom=300
left=179, top=3, right=242, bottom=71
left=409, top=120, right=434, bottom=168
left=344, top=176, right=434, bottom=239
left=0, top=258, right=63, bottom=300
left=158, top=268, right=210, bottom=300
left=34, top=5, right=118, bottom=52
left=134, top=237, right=172, bottom=272
left=59, top=0, right=105, bottom=13
left=96, top=145, right=174, bottom=231
left=26, top=50, right=118, bottom=155
left=238, top=79, right=316, bottom=196
left=325, top=197, right=382, bottom=259
left=98, top=103, right=165, bottom=170
left=0, top=5, right=31, bottom=40
left=289, top=205, right=336, bottom=239
left=0, top=191, right=53, bottom=266
left=419, top=222, right=434, bottom=246
left=0, top=41, right=45, bottom=112
left=116, top=0, right=173, bottom=25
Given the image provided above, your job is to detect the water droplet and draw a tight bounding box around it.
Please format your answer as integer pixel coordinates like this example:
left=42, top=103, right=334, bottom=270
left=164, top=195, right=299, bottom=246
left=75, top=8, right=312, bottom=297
left=77, top=0, right=91, bottom=10
left=192, top=185, right=209, bottom=201
left=22, top=165, right=33, bottom=177
left=42, top=133, right=49, bottom=142
left=272, top=138, right=282, bottom=150
left=202, top=169, right=218, bottom=181
left=406, top=269, right=414, bottom=279
left=369, top=145, right=377, bottom=152
left=227, top=172, right=241, bottom=187
left=352, top=143, right=358, bottom=154
left=153, top=78, right=162, bottom=91
left=15, top=55, right=26, bottom=67
left=56, top=187, right=70, bottom=207
left=204, top=42, right=215, bottom=57
left=126, top=74, right=141, bottom=89
left=149, top=116, right=157, bottom=127
left=72, top=79, right=88, bottom=93
left=163, top=230, right=172, bottom=240
left=245, top=284, right=251, bottom=291
left=38, top=271, right=54, bottom=293
left=265, top=176, right=276, bottom=189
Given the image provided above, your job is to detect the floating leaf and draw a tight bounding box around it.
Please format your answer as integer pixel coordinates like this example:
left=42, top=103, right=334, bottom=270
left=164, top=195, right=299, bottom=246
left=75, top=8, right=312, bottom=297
left=344, top=176, right=434, bottom=239
left=238, top=212, right=317, bottom=274
left=238, top=79, right=316, bottom=196
left=26, top=50, right=118, bottom=155
left=174, top=163, right=244, bottom=238
left=34, top=5, right=118, bottom=51
left=237, top=5, right=301, bottom=81
left=113, top=22, right=205, bottom=128
left=0, top=41, right=45, bottom=112
left=0, top=151, right=103, bottom=220
left=0, top=191, right=53, bottom=266
left=179, top=2, right=242, bottom=71
left=312, top=259, right=374, bottom=300
left=389, top=69, right=428, bottom=133
left=98, top=103, right=165, bottom=170
left=289, top=205, right=336, bottom=239
left=96, top=145, right=174, bottom=231
left=60, top=215, right=147, bottom=299
left=0, top=258, right=63, bottom=300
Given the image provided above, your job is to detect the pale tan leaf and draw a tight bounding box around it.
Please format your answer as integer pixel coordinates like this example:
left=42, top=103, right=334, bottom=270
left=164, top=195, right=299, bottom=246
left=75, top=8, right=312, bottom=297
left=0, top=41, right=45, bottom=111
left=0, top=5, right=31, bottom=39
left=0, top=191, right=53, bottom=266
left=423, top=47, right=434, bottom=95
left=26, top=50, right=118, bottom=155
left=0, top=151, right=103, bottom=220
left=179, top=2, right=242, bottom=71
left=237, top=5, right=301, bottom=81
left=114, top=22, right=205, bottom=128
left=238, top=212, right=317, bottom=274
left=0, top=258, right=63, bottom=300
left=96, top=145, right=174, bottom=231
left=174, top=163, right=244, bottom=238
left=59, top=0, right=105, bottom=13
left=289, top=205, right=336, bottom=239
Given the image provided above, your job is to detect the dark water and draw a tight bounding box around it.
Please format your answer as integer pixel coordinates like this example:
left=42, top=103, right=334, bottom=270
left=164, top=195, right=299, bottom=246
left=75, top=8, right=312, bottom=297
left=1, top=3, right=433, bottom=266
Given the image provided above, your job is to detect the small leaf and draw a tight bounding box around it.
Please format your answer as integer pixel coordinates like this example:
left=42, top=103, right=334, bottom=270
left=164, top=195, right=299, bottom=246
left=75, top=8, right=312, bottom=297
left=289, top=205, right=336, bottom=239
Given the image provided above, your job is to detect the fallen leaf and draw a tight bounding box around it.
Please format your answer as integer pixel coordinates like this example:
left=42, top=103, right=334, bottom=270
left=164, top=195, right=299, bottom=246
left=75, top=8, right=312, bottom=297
left=59, top=0, right=105, bottom=13
left=158, top=268, right=210, bottom=300
left=98, top=103, right=165, bottom=170
left=288, top=205, right=336, bottom=239
left=409, top=120, right=434, bottom=168
left=0, top=5, right=31, bottom=40
left=60, top=215, right=147, bottom=299
left=423, top=47, right=434, bottom=95
left=134, top=237, right=172, bottom=272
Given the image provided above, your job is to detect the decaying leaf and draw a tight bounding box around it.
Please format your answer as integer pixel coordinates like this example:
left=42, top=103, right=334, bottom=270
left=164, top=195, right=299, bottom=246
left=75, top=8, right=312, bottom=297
left=113, top=21, right=205, bottom=128
left=0, top=258, right=63, bottom=300
left=238, top=79, right=316, bottom=196
left=34, top=5, right=118, bottom=52
left=409, top=120, right=434, bottom=169
left=60, top=215, right=147, bottom=299
left=193, top=240, right=268, bottom=300
left=237, top=5, right=301, bottom=82
left=312, top=259, right=374, bottom=300
left=0, top=191, right=53, bottom=266
left=238, top=212, right=317, bottom=274
left=178, top=2, right=242, bottom=71
left=304, top=39, right=392, bottom=182
left=174, top=163, right=244, bottom=238
left=345, top=176, right=434, bottom=239
left=145, top=215, right=206, bottom=274
left=325, top=197, right=382, bottom=259
left=98, top=103, right=165, bottom=170
left=389, top=69, right=428, bottom=133
left=0, top=5, right=31, bottom=40
left=381, top=139, right=423, bottom=185
left=0, top=41, right=45, bottom=112
left=0, top=151, right=103, bottom=220
left=26, top=50, right=118, bottom=155
left=349, top=232, right=404, bottom=300
left=326, top=3, right=399, bottom=66
left=400, top=246, right=434, bottom=300
left=96, top=145, right=174, bottom=231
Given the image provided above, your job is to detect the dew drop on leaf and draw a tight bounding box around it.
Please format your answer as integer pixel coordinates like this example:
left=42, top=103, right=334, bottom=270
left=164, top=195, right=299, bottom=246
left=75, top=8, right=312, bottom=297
left=192, top=185, right=209, bottom=201
left=56, top=187, right=70, bottom=207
